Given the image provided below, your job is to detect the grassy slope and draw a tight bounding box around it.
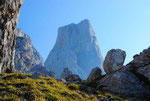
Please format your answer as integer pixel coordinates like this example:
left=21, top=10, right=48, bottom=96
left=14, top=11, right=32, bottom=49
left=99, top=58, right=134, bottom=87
left=0, top=72, right=127, bottom=101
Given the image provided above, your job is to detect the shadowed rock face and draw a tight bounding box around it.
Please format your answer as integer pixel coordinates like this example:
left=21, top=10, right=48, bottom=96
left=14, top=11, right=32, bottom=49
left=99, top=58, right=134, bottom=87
left=45, top=19, right=103, bottom=79
left=0, top=0, right=24, bottom=73
left=86, top=67, right=102, bottom=83
left=125, top=47, right=150, bottom=86
left=97, top=71, right=150, bottom=101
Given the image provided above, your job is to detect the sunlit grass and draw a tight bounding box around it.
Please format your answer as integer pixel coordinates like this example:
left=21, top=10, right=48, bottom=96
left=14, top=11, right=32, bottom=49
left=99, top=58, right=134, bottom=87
left=0, top=72, right=98, bottom=101
left=0, top=72, right=128, bottom=101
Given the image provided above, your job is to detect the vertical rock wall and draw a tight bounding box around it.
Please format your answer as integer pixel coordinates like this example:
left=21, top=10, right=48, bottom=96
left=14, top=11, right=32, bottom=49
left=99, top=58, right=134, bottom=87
left=0, top=0, right=24, bottom=73
left=45, top=19, right=104, bottom=79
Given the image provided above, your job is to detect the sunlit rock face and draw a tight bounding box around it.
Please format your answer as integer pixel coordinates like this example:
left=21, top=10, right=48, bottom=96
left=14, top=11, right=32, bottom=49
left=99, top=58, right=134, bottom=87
left=0, top=0, right=24, bottom=73
left=45, top=19, right=103, bottom=79
left=15, top=29, right=44, bottom=72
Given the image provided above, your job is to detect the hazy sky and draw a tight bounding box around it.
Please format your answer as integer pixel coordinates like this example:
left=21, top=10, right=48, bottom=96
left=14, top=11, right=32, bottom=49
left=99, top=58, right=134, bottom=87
left=18, top=0, right=150, bottom=64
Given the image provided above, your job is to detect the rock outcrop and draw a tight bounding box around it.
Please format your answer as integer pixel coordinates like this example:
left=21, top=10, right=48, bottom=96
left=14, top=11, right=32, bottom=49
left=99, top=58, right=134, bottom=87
left=15, top=29, right=55, bottom=77
left=103, top=49, right=126, bottom=73
left=0, top=0, right=24, bottom=73
left=95, top=47, right=150, bottom=101
left=97, top=71, right=150, bottom=100
left=45, top=19, right=103, bottom=79
left=61, top=68, right=73, bottom=79
left=15, top=29, right=44, bottom=72
left=61, top=68, right=82, bottom=83
left=126, top=47, right=150, bottom=82
left=63, top=74, right=82, bottom=83
left=28, top=65, right=55, bottom=78
left=86, top=67, right=102, bottom=83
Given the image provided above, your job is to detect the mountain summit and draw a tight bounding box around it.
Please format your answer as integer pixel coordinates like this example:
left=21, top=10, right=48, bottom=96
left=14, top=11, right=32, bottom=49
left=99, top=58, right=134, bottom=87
left=45, top=19, right=104, bottom=79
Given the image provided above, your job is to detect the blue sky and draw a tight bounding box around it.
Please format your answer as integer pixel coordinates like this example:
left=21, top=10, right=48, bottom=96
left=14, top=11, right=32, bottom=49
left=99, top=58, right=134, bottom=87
left=18, top=0, right=150, bottom=64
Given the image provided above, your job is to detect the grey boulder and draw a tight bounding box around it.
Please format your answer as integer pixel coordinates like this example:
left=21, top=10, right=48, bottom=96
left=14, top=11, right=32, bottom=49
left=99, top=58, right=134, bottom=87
left=61, top=68, right=81, bottom=83
left=86, top=67, right=102, bottom=83
left=103, top=49, right=126, bottom=74
left=64, top=74, right=82, bottom=83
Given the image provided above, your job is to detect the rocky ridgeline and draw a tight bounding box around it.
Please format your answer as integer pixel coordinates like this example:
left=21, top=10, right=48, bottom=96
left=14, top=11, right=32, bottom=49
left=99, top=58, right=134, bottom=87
left=86, top=48, right=150, bottom=101
left=45, top=19, right=104, bottom=79
left=15, top=29, right=44, bottom=71
left=127, top=47, right=150, bottom=82
left=15, top=29, right=55, bottom=77
left=0, top=0, right=24, bottom=73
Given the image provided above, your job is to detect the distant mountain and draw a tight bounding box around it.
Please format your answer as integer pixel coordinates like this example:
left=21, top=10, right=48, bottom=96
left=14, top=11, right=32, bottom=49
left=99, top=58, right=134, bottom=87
left=15, top=29, right=44, bottom=72
left=45, top=19, right=104, bottom=79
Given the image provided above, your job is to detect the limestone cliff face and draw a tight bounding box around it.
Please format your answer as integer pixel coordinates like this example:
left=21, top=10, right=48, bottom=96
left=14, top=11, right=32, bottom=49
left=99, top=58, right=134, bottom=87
left=0, top=0, right=24, bottom=73
left=15, top=29, right=44, bottom=72
left=45, top=19, right=103, bottom=79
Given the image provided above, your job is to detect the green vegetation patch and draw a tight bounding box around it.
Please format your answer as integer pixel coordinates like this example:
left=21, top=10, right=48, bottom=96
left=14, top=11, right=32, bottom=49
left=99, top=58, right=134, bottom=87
left=0, top=72, right=98, bottom=101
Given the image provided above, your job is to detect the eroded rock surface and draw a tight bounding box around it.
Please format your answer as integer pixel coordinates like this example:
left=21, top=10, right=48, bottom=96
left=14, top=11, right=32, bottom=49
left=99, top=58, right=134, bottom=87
left=103, top=49, right=126, bottom=74
left=0, top=0, right=24, bottom=73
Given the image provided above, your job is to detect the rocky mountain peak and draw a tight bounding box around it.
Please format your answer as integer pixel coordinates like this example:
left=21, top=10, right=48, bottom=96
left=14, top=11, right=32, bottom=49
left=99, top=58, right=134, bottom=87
left=45, top=19, right=104, bottom=79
